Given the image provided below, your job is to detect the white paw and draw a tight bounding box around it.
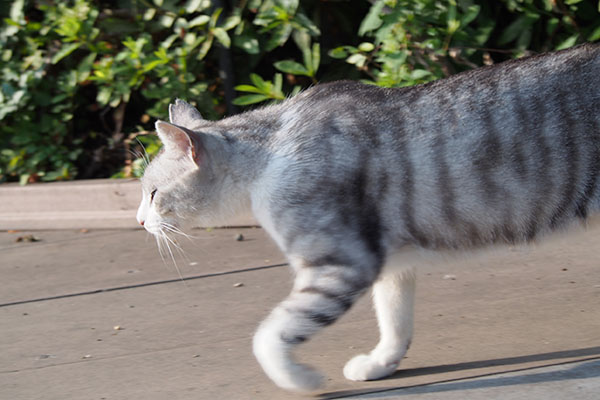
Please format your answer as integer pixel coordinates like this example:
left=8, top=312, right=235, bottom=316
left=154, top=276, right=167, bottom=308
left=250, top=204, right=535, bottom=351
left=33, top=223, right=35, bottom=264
left=274, top=363, right=324, bottom=392
left=343, top=354, right=399, bottom=381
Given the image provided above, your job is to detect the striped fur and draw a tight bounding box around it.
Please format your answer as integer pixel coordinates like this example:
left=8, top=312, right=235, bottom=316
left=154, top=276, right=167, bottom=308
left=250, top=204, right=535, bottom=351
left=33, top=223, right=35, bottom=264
left=137, top=43, right=600, bottom=392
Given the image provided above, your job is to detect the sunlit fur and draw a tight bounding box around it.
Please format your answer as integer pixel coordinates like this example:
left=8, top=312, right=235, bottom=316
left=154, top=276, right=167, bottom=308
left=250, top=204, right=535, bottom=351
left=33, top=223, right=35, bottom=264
left=137, top=43, right=600, bottom=392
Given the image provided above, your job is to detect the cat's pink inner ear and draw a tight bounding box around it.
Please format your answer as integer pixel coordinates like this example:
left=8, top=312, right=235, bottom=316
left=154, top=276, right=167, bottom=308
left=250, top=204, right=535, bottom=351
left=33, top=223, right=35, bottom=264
left=155, top=121, right=200, bottom=165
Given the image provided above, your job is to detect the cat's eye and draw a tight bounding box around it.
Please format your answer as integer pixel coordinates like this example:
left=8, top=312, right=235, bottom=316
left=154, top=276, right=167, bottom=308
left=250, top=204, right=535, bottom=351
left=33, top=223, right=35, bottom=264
left=150, top=189, right=157, bottom=202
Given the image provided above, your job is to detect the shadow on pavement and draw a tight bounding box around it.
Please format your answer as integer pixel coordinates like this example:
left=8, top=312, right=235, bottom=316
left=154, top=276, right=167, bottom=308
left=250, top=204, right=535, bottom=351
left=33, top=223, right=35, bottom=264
left=320, top=347, right=600, bottom=399
left=389, top=346, right=600, bottom=379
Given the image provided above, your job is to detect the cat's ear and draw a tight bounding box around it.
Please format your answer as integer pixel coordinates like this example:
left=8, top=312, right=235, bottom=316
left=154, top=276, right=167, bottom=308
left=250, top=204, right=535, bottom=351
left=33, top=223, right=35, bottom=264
left=168, top=99, right=203, bottom=128
left=155, top=120, right=202, bottom=166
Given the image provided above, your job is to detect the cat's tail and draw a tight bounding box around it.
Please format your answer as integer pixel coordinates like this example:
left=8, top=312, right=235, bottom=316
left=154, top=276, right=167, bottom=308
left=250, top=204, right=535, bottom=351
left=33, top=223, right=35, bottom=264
left=252, top=262, right=373, bottom=391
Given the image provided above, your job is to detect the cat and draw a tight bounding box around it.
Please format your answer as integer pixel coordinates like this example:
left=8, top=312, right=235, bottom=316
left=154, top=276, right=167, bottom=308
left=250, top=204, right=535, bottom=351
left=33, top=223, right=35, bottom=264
left=136, top=42, right=600, bottom=392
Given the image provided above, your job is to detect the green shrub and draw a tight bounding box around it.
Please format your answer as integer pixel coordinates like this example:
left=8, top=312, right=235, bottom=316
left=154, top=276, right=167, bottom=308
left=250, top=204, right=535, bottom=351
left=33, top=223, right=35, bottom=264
left=1, top=0, right=598, bottom=183
left=330, top=0, right=600, bottom=87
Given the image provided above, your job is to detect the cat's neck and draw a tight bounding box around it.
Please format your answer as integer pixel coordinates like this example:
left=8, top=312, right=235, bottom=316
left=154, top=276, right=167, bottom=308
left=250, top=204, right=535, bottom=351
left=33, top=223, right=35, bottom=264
left=200, top=112, right=279, bottom=226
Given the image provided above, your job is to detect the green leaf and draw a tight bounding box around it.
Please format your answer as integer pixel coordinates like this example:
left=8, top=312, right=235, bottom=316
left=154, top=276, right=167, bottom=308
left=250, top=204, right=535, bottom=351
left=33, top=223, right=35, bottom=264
left=546, top=18, right=560, bottom=36
left=186, top=0, right=203, bottom=13
left=447, top=19, right=460, bottom=35
left=9, top=154, right=22, bottom=170
left=143, top=8, right=156, bottom=21
left=160, top=14, right=175, bottom=28
left=498, top=14, right=539, bottom=45
left=10, top=0, right=25, bottom=23
left=197, top=36, right=213, bottom=59
left=461, top=5, right=480, bottom=25
left=447, top=2, right=458, bottom=34
left=3, top=18, right=21, bottom=28
left=293, top=29, right=311, bottom=56
left=274, top=73, right=283, bottom=92
left=359, top=0, right=385, bottom=36
left=213, top=27, right=231, bottom=48
left=265, top=24, right=293, bottom=51
left=161, top=34, right=180, bottom=49
left=210, top=8, right=223, bottom=29
left=358, top=42, right=374, bottom=52
left=19, top=173, right=30, bottom=186
left=109, top=96, right=122, bottom=108
left=277, top=0, right=299, bottom=14
left=189, top=15, right=210, bottom=28
left=274, top=60, right=309, bottom=75
left=234, top=35, right=260, bottom=54
left=329, top=46, right=351, bottom=59
left=249, top=73, right=270, bottom=92
left=555, top=34, right=578, bottom=50
left=232, top=94, right=270, bottom=105
left=311, top=43, right=320, bottom=75
left=51, top=43, right=81, bottom=64
left=234, top=84, right=264, bottom=94
left=588, top=25, right=600, bottom=41
left=410, top=69, right=431, bottom=80
left=222, top=15, right=241, bottom=31
left=142, top=59, right=166, bottom=72
left=97, top=87, right=112, bottom=105
left=76, top=52, right=96, bottom=77
left=292, top=13, right=320, bottom=36
left=347, top=53, right=367, bottom=68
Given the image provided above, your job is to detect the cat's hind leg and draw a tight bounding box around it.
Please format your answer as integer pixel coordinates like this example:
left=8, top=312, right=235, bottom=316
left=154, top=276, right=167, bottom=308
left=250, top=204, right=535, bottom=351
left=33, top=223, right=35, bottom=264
left=344, top=265, right=416, bottom=381
left=253, top=261, right=374, bottom=392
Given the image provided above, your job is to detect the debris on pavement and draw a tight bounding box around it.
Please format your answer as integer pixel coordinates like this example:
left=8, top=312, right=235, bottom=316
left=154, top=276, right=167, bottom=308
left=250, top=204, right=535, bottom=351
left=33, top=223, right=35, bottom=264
left=15, top=234, right=41, bottom=243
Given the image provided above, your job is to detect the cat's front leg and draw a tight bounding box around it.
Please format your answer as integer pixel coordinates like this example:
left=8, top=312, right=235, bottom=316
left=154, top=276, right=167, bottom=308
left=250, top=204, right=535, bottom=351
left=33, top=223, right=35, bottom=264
left=253, top=263, right=372, bottom=392
left=344, top=267, right=416, bottom=381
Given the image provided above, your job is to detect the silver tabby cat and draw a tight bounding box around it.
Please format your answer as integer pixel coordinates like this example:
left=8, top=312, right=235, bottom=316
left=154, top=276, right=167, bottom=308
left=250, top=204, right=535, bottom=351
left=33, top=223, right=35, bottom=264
left=137, top=42, right=600, bottom=392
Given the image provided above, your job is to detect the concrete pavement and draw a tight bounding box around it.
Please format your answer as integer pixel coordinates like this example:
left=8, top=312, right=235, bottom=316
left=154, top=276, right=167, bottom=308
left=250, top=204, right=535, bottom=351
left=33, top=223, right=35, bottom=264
left=1, top=219, right=600, bottom=398
left=0, top=179, right=257, bottom=230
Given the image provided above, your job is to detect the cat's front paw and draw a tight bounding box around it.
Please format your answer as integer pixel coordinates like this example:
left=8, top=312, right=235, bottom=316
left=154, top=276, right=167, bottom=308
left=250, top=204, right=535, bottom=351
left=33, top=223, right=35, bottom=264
left=343, top=354, right=399, bottom=381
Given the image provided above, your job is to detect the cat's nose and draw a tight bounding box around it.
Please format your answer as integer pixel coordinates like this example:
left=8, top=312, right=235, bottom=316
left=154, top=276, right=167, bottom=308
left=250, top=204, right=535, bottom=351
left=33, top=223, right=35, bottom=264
left=139, top=220, right=145, bottom=226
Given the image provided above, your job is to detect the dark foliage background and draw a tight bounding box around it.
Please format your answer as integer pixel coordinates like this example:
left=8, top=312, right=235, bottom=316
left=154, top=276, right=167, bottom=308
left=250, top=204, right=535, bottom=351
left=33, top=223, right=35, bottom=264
left=1, top=0, right=599, bottom=183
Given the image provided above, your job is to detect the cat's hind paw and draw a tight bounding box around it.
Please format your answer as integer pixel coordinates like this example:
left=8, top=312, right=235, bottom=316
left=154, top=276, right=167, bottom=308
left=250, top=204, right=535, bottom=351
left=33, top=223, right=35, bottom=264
left=343, top=354, right=399, bottom=381
left=273, top=363, right=324, bottom=392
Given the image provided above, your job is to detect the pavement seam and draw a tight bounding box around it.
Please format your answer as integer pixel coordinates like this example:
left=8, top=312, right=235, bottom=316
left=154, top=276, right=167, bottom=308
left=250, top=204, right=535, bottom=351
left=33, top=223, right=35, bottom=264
left=0, top=263, right=288, bottom=308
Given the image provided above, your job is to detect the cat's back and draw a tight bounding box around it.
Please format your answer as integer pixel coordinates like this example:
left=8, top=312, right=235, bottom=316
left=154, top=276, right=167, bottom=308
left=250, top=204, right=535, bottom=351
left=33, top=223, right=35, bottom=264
left=262, top=43, right=600, bottom=250
left=289, top=41, right=599, bottom=119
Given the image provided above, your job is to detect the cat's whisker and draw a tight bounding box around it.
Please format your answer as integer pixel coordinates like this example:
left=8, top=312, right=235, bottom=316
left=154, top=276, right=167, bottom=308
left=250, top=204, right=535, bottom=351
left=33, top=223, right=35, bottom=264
left=128, top=148, right=149, bottom=170
left=159, top=230, right=188, bottom=286
left=154, top=233, right=167, bottom=264
left=136, top=137, right=151, bottom=168
left=161, top=230, right=193, bottom=266
left=161, top=223, right=198, bottom=243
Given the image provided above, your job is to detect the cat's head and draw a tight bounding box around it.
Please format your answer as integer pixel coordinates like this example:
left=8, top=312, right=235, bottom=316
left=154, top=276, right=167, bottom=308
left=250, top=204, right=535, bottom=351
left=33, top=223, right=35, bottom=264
left=136, top=100, right=230, bottom=236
